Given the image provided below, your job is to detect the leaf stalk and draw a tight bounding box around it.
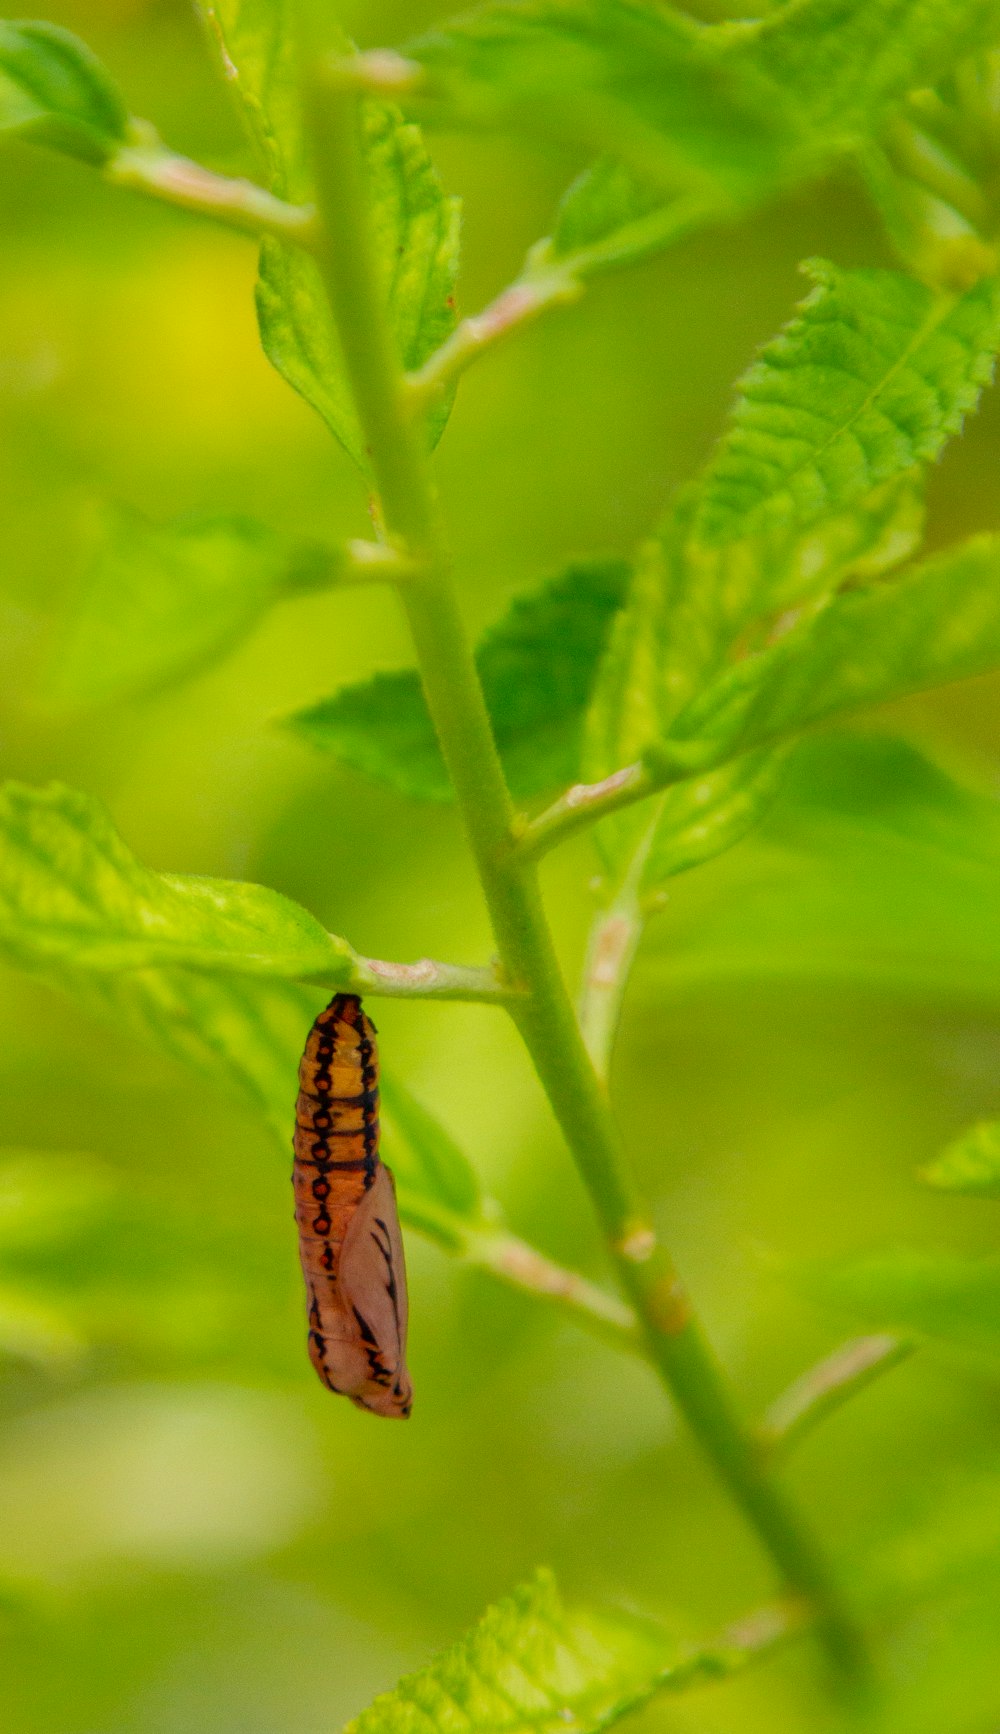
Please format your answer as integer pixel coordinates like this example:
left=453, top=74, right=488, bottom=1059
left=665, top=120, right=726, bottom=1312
left=105, top=129, right=316, bottom=242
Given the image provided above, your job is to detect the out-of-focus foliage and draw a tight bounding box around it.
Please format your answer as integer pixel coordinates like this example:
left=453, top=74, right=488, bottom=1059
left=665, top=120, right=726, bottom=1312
left=922, top=1116, right=1000, bottom=1193
left=6, top=0, right=1000, bottom=1731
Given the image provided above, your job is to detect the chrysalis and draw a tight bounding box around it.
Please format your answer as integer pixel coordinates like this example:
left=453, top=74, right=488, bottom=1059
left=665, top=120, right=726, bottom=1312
left=293, top=993, right=412, bottom=1418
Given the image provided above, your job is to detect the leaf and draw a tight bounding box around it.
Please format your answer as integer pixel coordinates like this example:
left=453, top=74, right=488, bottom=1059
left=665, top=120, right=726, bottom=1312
left=666, top=530, right=1000, bottom=771
left=406, top=0, right=796, bottom=210
left=405, top=0, right=1000, bottom=214
left=695, top=263, right=996, bottom=562
left=921, top=1120, right=1000, bottom=1196
left=797, top=1248, right=1000, bottom=1360
left=199, top=0, right=460, bottom=470
left=582, top=538, right=790, bottom=889
left=663, top=261, right=1000, bottom=702
left=344, top=1568, right=679, bottom=1734
left=0, top=20, right=129, bottom=165
left=284, top=559, right=629, bottom=800
left=0, top=781, right=355, bottom=982
left=639, top=751, right=791, bottom=894
left=42, top=508, right=336, bottom=711
left=549, top=156, right=704, bottom=278
left=642, top=732, right=1000, bottom=1002
left=612, top=260, right=1000, bottom=777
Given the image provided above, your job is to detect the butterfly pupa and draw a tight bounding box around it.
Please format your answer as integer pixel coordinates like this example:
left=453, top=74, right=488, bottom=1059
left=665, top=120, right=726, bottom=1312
left=293, top=993, right=412, bottom=1418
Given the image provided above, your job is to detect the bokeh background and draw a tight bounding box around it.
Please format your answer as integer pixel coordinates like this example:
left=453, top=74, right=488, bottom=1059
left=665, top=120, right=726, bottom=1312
left=3, top=1, right=1000, bottom=1729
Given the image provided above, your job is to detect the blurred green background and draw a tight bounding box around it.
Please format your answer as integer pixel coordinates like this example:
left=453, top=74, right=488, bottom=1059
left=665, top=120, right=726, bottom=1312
left=3, top=2, right=1000, bottom=1730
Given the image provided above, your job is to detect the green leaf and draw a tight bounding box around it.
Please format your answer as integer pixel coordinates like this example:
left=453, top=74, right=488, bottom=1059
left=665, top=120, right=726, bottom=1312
left=550, top=156, right=704, bottom=278
left=405, top=0, right=796, bottom=210
left=666, top=530, right=1000, bottom=770
left=42, top=508, right=335, bottom=711
left=0, top=781, right=355, bottom=982
left=284, top=559, right=629, bottom=800
left=643, top=733, right=1000, bottom=1002
left=662, top=261, right=1000, bottom=705
left=406, top=0, right=1000, bottom=215
left=797, top=1248, right=1000, bottom=1360
left=639, top=751, right=791, bottom=894
left=199, top=0, right=460, bottom=470
left=921, top=1120, right=1000, bottom=1196
left=344, top=1568, right=679, bottom=1734
left=601, top=262, right=1000, bottom=780
left=0, top=20, right=129, bottom=165
left=582, top=538, right=790, bottom=890
left=695, top=263, right=995, bottom=561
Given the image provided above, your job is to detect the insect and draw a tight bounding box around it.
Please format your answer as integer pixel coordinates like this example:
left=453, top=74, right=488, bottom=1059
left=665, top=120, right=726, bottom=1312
left=293, top=992, right=412, bottom=1418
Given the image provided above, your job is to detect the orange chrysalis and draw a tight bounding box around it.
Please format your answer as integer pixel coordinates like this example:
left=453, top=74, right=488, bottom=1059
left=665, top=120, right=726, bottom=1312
left=293, top=993, right=412, bottom=1418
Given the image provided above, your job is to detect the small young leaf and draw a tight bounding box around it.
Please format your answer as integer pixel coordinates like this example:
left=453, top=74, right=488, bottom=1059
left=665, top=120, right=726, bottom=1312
left=345, top=1567, right=678, bottom=1734
left=797, top=1249, right=1000, bottom=1360
left=667, top=531, right=1000, bottom=770
left=921, top=1120, right=1000, bottom=1197
left=0, top=781, right=355, bottom=982
left=199, top=0, right=460, bottom=469
left=550, top=157, right=700, bottom=277
left=42, top=508, right=336, bottom=711
left=639, top=750, right=790, bottom=894
left=284, top=559, right=629, bottom=800
left=0, top=20, right=129, bottom=165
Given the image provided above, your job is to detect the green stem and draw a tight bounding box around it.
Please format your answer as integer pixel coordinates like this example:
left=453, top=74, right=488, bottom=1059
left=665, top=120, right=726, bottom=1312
left=760, top=1335, right=913, bottom=1461
left=106, top=131, right=315, bottom=242
left=404, top=252, right=584, bottom=417
left=518, top=760, right=655, bottom=861
left=349, top=952, right=519, bottom=1004
left=303, top=58, right=869, bottom=1688
left=578, top=805, right=662, bottom=1083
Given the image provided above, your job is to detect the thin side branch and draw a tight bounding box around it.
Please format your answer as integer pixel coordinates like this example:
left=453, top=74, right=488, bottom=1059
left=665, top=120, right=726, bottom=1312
left=351, top=954, right=521, bottom=1004
left=518, top=761, right=654, bottom=861
left=405, top=254, right=584, bottom=416
left=463, top=1225, right=642, bottom=1352
left=577, top=805, right=663, bottom=1084
left=760, top=1335, right=914, bottom=1459
left=405, top=196, right=717, bottom=419
left=105, top=134, right=316, bottom=244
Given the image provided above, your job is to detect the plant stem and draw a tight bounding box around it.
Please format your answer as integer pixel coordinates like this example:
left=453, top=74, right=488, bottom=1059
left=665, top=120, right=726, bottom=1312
left=578, top=806, right=662, bottom=1083
left=351, top=952, right=520, bottom=1004
left=404, top=255, right=584, bottom=417
left=518, top=760, right=655, bottom=861
left=760, top=1335, right=913, bottom=1460
left=303, top=60, right=869, bottom=1688
left=106, top=133, right=315, bottom=242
